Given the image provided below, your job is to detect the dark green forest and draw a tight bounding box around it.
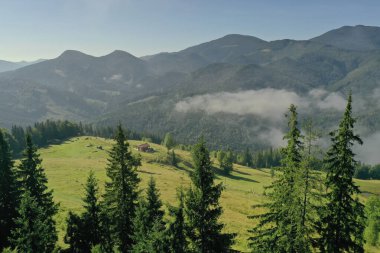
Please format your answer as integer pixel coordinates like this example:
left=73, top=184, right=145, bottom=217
left=1, top=94, right=380, bottom=252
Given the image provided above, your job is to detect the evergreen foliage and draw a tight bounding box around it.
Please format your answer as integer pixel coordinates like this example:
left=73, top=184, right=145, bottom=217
left=0, top=130, right=19, bottom=250
left=354, top=163, right=380, bottom=180
left=364, top=196, right=380, bottom=246
left=167, top=188, right=188, bottom=253
left=239, top=147, right=253, bottom=167
left=298, top=119, right=323, bottom=251
left=218, top=149, right=234, bottom=175
left=65, top=211, right=87, bottom=252
left=131, top=177, right=166, bottom=253
left=102, top=125, right=141, bottom=252
left=163, top=133, right=175, bottom=151
left=8, top=120, right=162, bottom=156
left=184, top=137, right=235, bottom=252
left=317, top=93, right=366, bottom=252
left=65, top=171, right=102, bottom=253
left=82, top=171, right=102, bottom=249
left=11, top=191, right=54, bottom=253
left=252, top=148, right=282, bottom=169
left=15, top=135, right=58, bottom=252
left=249, top=105, right=308, bottom=252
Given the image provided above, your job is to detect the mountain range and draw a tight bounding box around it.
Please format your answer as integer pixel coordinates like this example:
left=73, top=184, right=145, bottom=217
left=1, top=25, right=380, bottom=162
left=0, top=59, right=45, bottom=73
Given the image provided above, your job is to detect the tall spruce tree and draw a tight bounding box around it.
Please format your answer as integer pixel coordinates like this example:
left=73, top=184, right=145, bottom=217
left=102, top=125, right=141, bottom=252
left=11, top=191, right=53, bottom=253
left=82, top=171, right=102, bottom=249
left=131, top=177, right=166, bottom=253
left=16, top=135, right=58, bottom=252
left=298, top=119, right=323, bottom=251
left=242, top=147, right=253, bottom=167
left=167, top=188, right=188, bottom=253
left=0, top=130, right=19, bottom=251
left=317, top=93, right=366, bottom=253
left=65, top=171, right=102, bottom=253
left=184, top=137, right=235, bottom=253
left=65, top=211, right=87, bottom=253
left=249, top=104, right=306, bottom=252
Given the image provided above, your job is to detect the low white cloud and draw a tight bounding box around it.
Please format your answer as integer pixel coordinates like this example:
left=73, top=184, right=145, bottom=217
left=356, top=132, right=380, bottom=165
left=258, top=128, right=286, bottom=147
left=316, top=92, right=347, bottom=111
left=175, top=88, right=347, bottom=121
left=308, top=88, right=327, bottom=98
left=175, top=89, right=307, bottom=122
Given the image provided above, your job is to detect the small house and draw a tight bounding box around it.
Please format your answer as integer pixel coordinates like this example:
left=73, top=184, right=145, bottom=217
left=137, top=143, right=152, bottom=152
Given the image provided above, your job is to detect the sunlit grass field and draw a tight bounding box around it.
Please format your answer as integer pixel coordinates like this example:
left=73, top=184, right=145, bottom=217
left=37, top=136, right=380, bottom=252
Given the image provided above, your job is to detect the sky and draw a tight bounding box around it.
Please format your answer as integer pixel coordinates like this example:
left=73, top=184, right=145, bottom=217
left=1, top=0, right=380, bottom=61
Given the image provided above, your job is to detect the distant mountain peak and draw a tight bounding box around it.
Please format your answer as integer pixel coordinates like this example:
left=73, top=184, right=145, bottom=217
left=104, top=50, right=139, bottom=59
left=219, top=33, right=267, bottom=42
left=312, top=25, right=380, bottom=51
left=59, top=50, right=94, bottom=59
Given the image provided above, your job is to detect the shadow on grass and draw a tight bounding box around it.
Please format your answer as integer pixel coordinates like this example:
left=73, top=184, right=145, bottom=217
left=175, top=163, right=193, bottom=174
left=138, top=169, right=160, bottom=175
left=233, top=169, right=252, bottom=176
left=213, top=166, right=259, bottom=183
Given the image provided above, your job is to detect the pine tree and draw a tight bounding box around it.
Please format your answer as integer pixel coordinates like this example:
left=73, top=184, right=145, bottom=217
left=102, top=125, right=141, bottom=252
left=218, top=150, right=233, bottom=175
left=163, top=133, right=175, bottom=152
left=82, top=171, right=102, bottom=250
left=0, top=130, right=19, bottom=251
left=242, top=147, right=253, bottom=167
left=11, top=191, right=53, bottom=253
left=297, top=119, right=323, bottom=251
left=167, top=188, right=188, bottom=253
left=364, top=196, right=380, bottom=246
left=65, top=211, right=87, bottom=253
left=249, top=104, right=306, bottom=252
left=145, top=177, right=165, bottom=226
left=65, top=171, right=102, bottom=253
left=184, top=137, right=235, bottom=253
left=317, top=93, right=366, bottom=253
left=131, top=177, right=166, bottom=253
left=219, top=149, right=233, bottom=175
left=16, top=135, right=58, bottom=252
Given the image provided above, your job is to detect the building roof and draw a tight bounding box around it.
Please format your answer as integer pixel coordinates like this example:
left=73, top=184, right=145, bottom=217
left=137, top=143, right=150, bottom=148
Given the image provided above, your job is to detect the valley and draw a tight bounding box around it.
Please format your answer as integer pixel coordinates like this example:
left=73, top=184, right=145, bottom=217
left=38, top=136, right=380, bottom=252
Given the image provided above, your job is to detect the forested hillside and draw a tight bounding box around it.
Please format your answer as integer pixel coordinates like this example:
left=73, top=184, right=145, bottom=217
left=1, top=25, right=380, bottom=160
left=1, top=97, right=380, bottom=252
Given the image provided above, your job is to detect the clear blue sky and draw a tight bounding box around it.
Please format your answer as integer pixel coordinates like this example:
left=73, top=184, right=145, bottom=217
left=1, top=0, right=380, bottom=61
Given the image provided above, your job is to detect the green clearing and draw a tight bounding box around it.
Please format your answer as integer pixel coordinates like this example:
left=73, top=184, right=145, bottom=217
left=37, top=136, right=380, bottom=252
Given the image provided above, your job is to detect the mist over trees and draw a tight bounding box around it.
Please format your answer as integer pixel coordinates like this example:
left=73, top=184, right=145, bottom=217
left=0, top=94, right=378, bottom=252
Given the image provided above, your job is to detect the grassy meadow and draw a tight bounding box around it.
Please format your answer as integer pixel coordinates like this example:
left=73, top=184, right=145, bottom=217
left=36, top=136, right=380, bottom=252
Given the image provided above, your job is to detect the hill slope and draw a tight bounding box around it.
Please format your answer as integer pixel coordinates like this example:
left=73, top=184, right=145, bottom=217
left=1, top=26, right=380, bottom=159
left=39, top=136, right=380, bottom=252
left=312, top=25, right=380, bottom=51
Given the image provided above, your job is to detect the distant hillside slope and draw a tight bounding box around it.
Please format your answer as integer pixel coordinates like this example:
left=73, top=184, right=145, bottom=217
left=39, top=137, right=380, bottom=252
left=312, top=25, right=380, bottom=51
left=1, top=25, right=380, bottom=158
left=0, top=59, right=45, bottom=73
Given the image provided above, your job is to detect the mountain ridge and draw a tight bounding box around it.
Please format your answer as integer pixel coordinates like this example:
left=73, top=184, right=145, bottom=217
left=1, top=25, right=380, bottom=158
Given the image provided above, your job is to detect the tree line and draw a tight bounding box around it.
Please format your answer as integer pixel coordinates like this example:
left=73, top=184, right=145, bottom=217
left=6, top=120, right=162, bottom=156
left=249, top=93, right=375, bottom=252
left=0, top=125, right=235, bottom=253
left=1, top=93, right=379, bottom=252
left=354, top=163, right=380, bottom=180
